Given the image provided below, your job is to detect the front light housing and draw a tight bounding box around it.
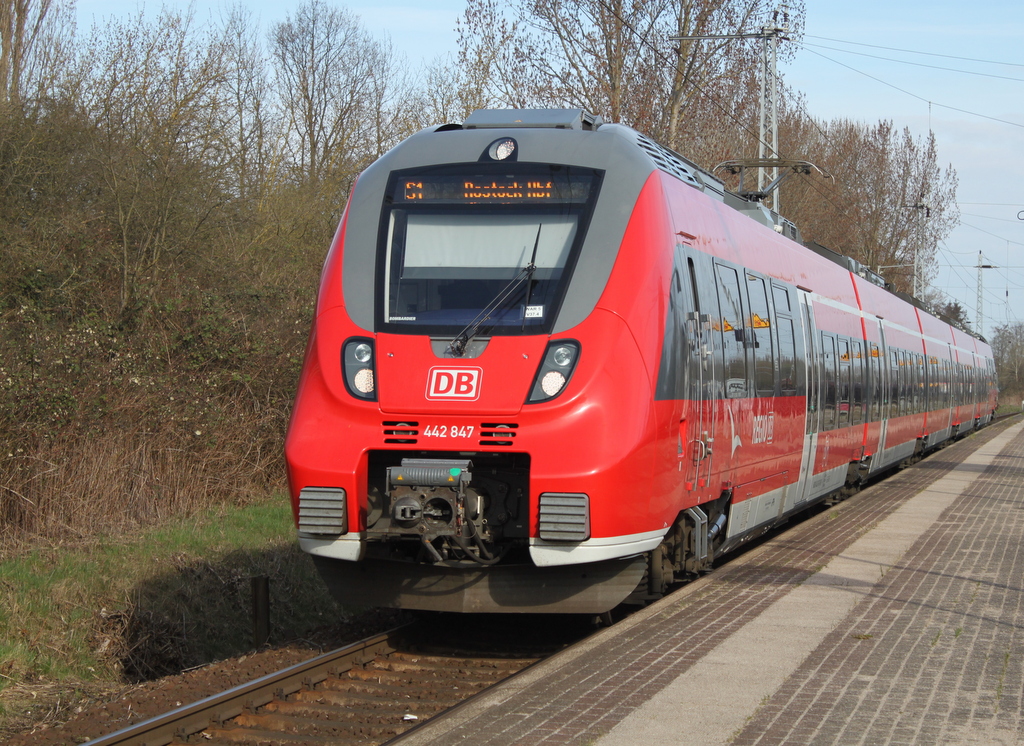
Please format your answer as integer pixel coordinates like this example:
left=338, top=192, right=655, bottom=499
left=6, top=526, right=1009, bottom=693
left=342, top=337, right=377, bottom=401
left=527, top=340, right=580, bottom=403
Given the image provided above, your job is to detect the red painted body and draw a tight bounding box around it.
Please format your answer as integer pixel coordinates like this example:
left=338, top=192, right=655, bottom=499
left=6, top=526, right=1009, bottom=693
left=284, top=115, right=997, bottom=614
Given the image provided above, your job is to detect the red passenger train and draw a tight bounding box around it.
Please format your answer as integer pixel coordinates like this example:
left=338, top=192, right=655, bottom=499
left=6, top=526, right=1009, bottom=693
left=285, top=109, right=997, bottom=614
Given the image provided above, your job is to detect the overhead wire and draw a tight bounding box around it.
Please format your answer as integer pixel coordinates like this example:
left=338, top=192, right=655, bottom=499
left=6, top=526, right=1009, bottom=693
left=804, top=35, right=1024, bottom=70
left=799, top=41, right=1024, bottom=83
left=794, top=45, right=1024, bottom=130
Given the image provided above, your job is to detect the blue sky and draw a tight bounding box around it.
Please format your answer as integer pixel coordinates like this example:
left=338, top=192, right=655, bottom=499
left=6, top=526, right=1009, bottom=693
left=74, top=0, right=1024, bottom=339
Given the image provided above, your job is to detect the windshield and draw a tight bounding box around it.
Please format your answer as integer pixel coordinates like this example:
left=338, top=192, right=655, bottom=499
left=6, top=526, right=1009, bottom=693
left=379, top=164, right=602, bottom=335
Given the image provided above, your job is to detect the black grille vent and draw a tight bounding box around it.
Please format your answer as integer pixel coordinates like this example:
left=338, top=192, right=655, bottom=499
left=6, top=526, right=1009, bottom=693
left=479, top=423, right=518, bottom=447
left=383, top=421, right=419, bottom=444
left=635, top=133, right=701, bottom=188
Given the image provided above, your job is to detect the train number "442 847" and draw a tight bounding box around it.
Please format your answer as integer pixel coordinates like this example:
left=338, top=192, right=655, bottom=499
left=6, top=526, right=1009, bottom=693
left=423, top=424, right=475, bottom=438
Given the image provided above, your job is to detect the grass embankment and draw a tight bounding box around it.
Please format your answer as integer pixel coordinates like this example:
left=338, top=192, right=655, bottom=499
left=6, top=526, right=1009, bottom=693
left=0, top=496, right=340, bottom=733
left=996, top=401, right=1024, bottom=417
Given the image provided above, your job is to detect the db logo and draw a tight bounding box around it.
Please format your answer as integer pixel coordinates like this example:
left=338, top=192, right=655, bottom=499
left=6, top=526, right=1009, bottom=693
left=426, top=367, right=482, bottom=400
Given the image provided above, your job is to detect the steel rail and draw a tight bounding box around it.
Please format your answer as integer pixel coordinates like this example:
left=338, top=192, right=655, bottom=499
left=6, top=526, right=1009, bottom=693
left=81, top=625, right=411, bottom=746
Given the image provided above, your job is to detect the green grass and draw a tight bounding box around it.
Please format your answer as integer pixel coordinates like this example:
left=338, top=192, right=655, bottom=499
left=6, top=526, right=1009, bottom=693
left=995, top=402, right=1024, bottom=417
left=0, top=495, right=340, bottom=700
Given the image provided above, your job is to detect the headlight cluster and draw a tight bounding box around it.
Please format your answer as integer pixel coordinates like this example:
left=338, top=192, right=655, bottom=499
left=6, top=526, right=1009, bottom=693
left=528, top=340, right=580, bottom=403
left=342, top=337, right=377, bottom=400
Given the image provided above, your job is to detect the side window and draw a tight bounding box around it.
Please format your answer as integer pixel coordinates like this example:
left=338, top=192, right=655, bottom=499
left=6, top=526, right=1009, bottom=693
left=715, top=264, right=747, bottom=398
left=890, top=350, right=900, bottom=418
left=655, top=260, right=689, bottom=402
left=869, top=343, right=881, bottom=422
left=822, top=333, right=837, bottom=430
left=921, top=354, right=929, bottom=413
left=777, top=318, right=797, bottom=394
left=898, top=350, right=908, bottom=415
left=746, top=273, right=775, bottom=396
left=838, top=338, right=851, bottom=426
left=851, top=341, right=863, bottom=424
left=943, top=359, right=950, bottom=407
left=772, top=283, right=791, bottom=315
left=804, top=301, right=818, bottom=435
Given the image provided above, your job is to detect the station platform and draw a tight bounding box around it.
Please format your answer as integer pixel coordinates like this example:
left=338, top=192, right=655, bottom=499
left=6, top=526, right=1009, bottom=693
left=394, top=416, right=1024, bottom=746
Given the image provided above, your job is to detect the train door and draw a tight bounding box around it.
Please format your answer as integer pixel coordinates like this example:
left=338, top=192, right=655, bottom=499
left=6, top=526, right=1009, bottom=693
left=681, top=250, right=716, bottom=494
left=792, top=291, right=818, bottom=508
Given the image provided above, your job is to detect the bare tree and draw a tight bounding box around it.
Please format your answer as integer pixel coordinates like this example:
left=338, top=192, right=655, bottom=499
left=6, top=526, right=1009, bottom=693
left=84, top=8, right=232, bottom=315
left=781, top=116, right=958, bottom=296
left=0, top=0, right=51, bottom=105
left=220, top=4, right=277, bottom=205
left=991, top=322, right=1024, bottom=398
left=456, top=0, right=795, bottom=153
left=269, top=0, right=406, bottom=186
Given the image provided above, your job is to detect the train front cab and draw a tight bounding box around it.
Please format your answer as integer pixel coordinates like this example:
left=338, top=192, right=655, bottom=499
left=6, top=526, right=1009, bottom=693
left=286, top=112, right=702, bottom=614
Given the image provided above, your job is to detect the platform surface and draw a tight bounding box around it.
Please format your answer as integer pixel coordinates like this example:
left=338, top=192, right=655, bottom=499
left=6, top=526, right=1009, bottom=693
left=394, top=417, right=1024, bottom=746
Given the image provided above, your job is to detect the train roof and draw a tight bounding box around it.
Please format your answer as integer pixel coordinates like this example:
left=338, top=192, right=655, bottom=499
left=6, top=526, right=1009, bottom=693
left=343, top=108, right=983, bottom=343
left=463, top=109, right=983, bottom=344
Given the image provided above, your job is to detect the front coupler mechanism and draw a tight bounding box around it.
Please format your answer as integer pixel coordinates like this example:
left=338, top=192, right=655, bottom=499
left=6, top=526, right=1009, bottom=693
left=373, top=458, right=500, bottom=565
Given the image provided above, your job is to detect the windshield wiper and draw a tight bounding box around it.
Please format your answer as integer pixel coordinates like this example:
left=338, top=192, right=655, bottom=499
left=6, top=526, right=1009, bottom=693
left=448, top=225, right=542, bottom=357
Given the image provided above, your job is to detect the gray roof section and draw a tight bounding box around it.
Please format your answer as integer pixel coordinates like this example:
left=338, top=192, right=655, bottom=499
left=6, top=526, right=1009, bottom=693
left=342, top=118, right=678, bottom=333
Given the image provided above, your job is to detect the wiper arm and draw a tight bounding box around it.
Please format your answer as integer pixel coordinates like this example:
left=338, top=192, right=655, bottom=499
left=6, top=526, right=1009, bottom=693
left=449, top=263, right=536, bottom=356
left=449, top=225, right=542, bottom=357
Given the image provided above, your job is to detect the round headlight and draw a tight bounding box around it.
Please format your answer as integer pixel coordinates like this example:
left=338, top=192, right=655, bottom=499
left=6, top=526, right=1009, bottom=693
left=353, top=343, right=372, bottom=363
left=354, top=368, right=375, bottom=394
left=541, top=370, right=566, bottom=397
left=552, top=346, right=574, bottom=367
left=488, top=137, right=516, bottom=161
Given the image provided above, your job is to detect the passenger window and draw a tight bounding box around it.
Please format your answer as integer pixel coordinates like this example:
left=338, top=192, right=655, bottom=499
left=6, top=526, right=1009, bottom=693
left=777, top=318, right=797, bottom=395
left=822, top=334, right=837, bottom=430
left=890, top=350, right=900, bottom=418
left=869, top=344, right=881, bottom=422
left=838, top=339, right=850, bottom=426
left=715, top=264, right=747, bottom=398
left=898, top=350, right=908, bottom=415
left=772, top=284, right=791, bottom=314
left=746, top=273, right=775, bottom=396
left=851, top=341, right=863, bottom=424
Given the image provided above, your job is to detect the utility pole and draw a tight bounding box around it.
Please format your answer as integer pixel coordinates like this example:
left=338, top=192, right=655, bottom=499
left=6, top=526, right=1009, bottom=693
left=672, top=10, right=789, bottom=211
left=977, top=251, right=997, bottom=336
left=758, top=14, right=786, bottom=211
left=907, top=201, right=930, bottom=297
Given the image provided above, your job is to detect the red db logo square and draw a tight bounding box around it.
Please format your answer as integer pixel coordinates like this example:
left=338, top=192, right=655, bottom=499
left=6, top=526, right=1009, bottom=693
left=426, top=367, right=482, bottom=400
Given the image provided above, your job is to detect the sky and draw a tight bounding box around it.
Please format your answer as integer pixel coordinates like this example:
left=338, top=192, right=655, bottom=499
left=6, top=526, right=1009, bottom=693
left=72, top=0, right=1024, bottom=340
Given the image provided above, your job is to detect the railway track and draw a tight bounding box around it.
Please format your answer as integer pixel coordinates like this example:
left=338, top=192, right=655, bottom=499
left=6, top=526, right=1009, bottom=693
left=81, top=617, right=585, bottom=746
left=78, top=417, right=1024, bottom=746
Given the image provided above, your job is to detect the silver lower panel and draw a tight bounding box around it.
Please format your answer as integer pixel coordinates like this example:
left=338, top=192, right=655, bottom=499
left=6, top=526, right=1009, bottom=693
left=311, top=554, right=648, bottom=614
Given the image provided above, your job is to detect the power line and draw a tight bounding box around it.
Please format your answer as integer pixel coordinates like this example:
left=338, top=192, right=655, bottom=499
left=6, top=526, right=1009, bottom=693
left=798, top=46, right=1024, bottom=130
left=804, top=34, right=1024, bottom=69
left=961, top=211, right=1024, bottom=225
left=800, top=41, right=1024, bottom=83
left=958, top=220, right=1024, bottom=247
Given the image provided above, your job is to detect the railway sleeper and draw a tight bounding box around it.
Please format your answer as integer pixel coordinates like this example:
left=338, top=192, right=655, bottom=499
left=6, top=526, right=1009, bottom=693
left=358, top=658, right=513, bottom=681
left=199, top=723, right=324, bottom=744
left=379, top=653, right=526, bottom=672
left=226, top=709, right=415, bottom=738
left=265, top=697, right=448, bottom=721
left=324, top=673, right=494, bottom=695
left=291, top=687, right=454, bottom=707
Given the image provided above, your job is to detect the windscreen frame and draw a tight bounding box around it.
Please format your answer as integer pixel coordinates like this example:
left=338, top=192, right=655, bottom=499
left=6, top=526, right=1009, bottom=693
left=374, top=162, right=604, bottom=337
